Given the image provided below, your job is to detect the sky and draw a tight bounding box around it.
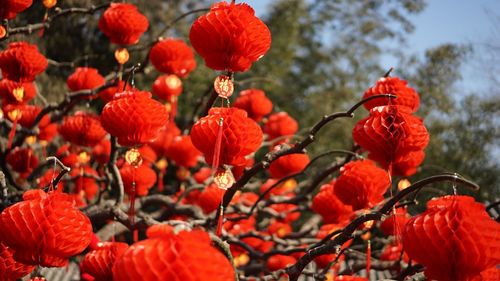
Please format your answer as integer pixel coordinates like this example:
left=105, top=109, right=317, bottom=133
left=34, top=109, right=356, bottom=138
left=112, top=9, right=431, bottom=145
left=250, top=0, right=500, bottom=94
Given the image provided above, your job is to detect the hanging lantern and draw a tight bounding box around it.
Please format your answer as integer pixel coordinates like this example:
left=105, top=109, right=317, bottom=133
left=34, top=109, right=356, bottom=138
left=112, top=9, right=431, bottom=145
left=66, top=67, right=105, bottom=93
left=266, top=254, right=297, bottom=271
left=149, top=122, right=181, bottom=157
left=149, top=38, right=196, bottom=77
left=0, top=242, right=34, bottom=281
left=112, top=226, right=235, bottom=280
left=268, top=152, right=310, bottom=179
left=164, top=135, right=201, bottom=168
left=0, top=189, right=92, bottom=267
left=195, top=183, right=225, bottom=214
left=152, top=74, right=183, bottom=101
left=0, top=80, right=36, bottom=105
left=120, top=163, right=157, bottom=197
left=311, top=182, right=353, bottom=224
left=59, top=112, right=107, bottom=147
left=362, top=76, right=420, bottom=113
left=92, top=138, right=111, bottom=164
left=189, top=1, right=271, bottom=72
left=6, top=147, right=38, bottom=178
left=263, top=112, right=299, bottom=141
left=69, top=166, right=99, bottom=201
left=402, top=195, right=500, bottom=281
left=0, top=42, right=48, bottom=82
left=190, top=107, right=263, bottom=167
left=260, top=178, right=297, bottom=198
left=100, top=91, right=168, bottom=147
left=334, top=159, right=391, bottom=210
left=352, top=105, right=429, bottom=170
left=0, top=0, right=33, bottom=20
left=379, top=208, right=410, bottom=236
left=233, top=88, right=273, bottom=121
left=98, top=3, right=149, bottom=45
left=81, top=242, right=128, bottom=281
left=314, top=224, right=352, bottom=269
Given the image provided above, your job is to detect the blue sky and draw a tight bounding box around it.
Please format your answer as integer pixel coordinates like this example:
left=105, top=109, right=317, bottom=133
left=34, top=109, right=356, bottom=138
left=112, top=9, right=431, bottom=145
left=249, top=0, right=500, bottom=94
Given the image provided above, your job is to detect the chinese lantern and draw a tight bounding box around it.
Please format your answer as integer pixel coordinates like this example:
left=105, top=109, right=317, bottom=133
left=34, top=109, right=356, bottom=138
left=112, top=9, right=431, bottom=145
left=59, top=112, right=107, bottom=147
left=190, top=107, right=263, bottom=167
left=0, top=42, right=48, bottom=82
left=334, top=160, right=391, bottom=210
left=92, top=138, right=111, bottom=164
left=195, top=183, right=226, bottom=214
left=152, top=74, right=183, bottom=100
left=268, top=152, right=310, bottom=179
left=0, top=79, right=36, bottom=105
left=164, top=135, right=201, bottom=168
left=0, top=189, right=92, bottom=267
left=69, top=166, right=100, bottom=201
left=270, top=201, right=301, bottom=223
left=120, top=163, right=157, bottom=197
left=189, top=1, right=271, bottom=72
left=267, top=220, right=292, bottom=238
left=402, top=195, right=500, bottom=281
left=100, top=91, right=168, bottom=147
left=233, top=88, right=273, bottom=121
left=362, top=76, right=420, bottom=113
left=0, top=242, right=34, bottom=281
left=112, top=226, right=235, bottom=280
left=66, top=67, right=105, bottom=93
left=98, top=3, right=149, bottom=45
left=391, top=149, right=425, bottom=177
left=314, top=224, right=352, bottom=269
left=148, top=122, right=181, bottom=157
left=379, top=208, right=410, bottom=237
left=6, top=147, right=38, bottom=178
left=98, top=80, right=133, bottom=103
left=149, top=38, right=196, bottom=77
left=260, top=178, right=297, bottom=198
left=263, top=112, right=299, bottom=141
left=311, top=182, right=353, bottom=224
left=0, top=0, right=33, bottom=20
left=81, top=242, right=128, bottom=281
left=266, top=254, right=296, bottom=271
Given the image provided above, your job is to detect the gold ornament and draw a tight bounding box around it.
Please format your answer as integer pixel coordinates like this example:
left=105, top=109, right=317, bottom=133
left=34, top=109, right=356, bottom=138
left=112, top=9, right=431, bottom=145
left=114, top=48, right=130, bottom=65
left=125, top=148, right=143, bottom=167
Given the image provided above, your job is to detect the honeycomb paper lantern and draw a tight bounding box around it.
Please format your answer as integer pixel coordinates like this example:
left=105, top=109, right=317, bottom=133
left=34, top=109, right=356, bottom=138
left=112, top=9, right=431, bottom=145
left=164, top=135, right=201, bottom=168
left=0, top=79, right=36, bottom=105
left=0, top=242, right=34, bottom=281
left=195, top=183, right=225, bottom=214
left=98, top=3, right=149, bottom=45
left=59, top=112, right=107, bottom=147
left=6, top=147, right=39, bottom=178
left=263, top=112, right=298, bottom=141
left=266, top=254, right=296, bottom=271
left=0, top=190, right=92, bottom=267
left=402, top=195, right=500, bottom=281
left=66, top=67, right=105, bottom=92
left=189, top=1, right=271, bottom=72
left=81, top=242, right=128, bottom=281
left=0, top=0, right=33, bottom=20
left=0, top=42, right=48, bottom=82
left=69, top=166, right=100, bottom=201
left=149, top=39, right=196, bottom=77
left=311, top=182, right=353, bottom=224
left=120, top=163, right=157, bottom=197
left=362, top=76, right=420, bottom=113
left=268, top=152, right=310, bottom=179
left=98, top=81, right=133, bottom=103
left=233, top=89, right=273, bottom=122
left=148, top=122, right=181, bottom=157
left=152, top=74, right=183, bottom=101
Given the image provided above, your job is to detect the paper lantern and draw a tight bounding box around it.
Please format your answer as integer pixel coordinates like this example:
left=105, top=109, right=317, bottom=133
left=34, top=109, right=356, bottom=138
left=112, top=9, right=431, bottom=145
left=0, top=42, right=48, bottom=82
left=148, top=122, right=181, bottom=157
left=120, top=163, right=157, bottom=196
left=391, top=149, right=425, bottom=177
left=190, top=107, right=263, bottom=167
left=98, top=3, right=149, bottom=45
left=6, top=147, right=38, bottom=178
left=196, top=183, right=225, bottom=214
left=0, top=79, right=36, bottom=105
left=69, top=166, right=100, bottom=201
left=92, top=138, right=111, bottom=164
left=334, top=159, right=391, bottom=210
left=0, top=0, right=33, bottom=19
left=152, top=74, right=183, bottom=101
left=164, top=135, right=201, bottom=168
left=260, top=178, right=297, bottom=198
left=263, top=112, right=298, bottom=141
left=59, top=112, right=107, bottom=147
left=233, top=89, right=273, bottom=121
left=0, top=190, right=92, bottom=267
left=149, top=39, right=196, bottom=77
left=379, top=208, right=410, bottom=236
left=268, top=152, right=310, bottom=179
left=189, top=1, right=271, bottom=72
left=0, top=242, right=34, bottom=281
left=311, top=182, right=353, bottom=224
left=266, top=254, right=296, bottom=271
left=314, top=224, right=352, bottom=269
left=363, top=76, right=420, bottom=113
left=66, top=67, right=105, bottom=92
left=112, top=226, right=235, bottom=280
left=81, top=242, right=128, bottom=281
left=100, top=91, right=168, bottom=147
left=402, top=195, right=500, bottom=281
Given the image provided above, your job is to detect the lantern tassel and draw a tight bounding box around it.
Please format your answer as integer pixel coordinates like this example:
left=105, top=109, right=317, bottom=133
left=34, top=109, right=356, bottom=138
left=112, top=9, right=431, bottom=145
left=212, top=117, right=224, bottom=171
left=366, top=240, right=371, bottom=279
left=215, top=204, right=224, bottom=237
left=158, top=169, right=164, bottom=192
left=7, top=118, right=18, bottom=149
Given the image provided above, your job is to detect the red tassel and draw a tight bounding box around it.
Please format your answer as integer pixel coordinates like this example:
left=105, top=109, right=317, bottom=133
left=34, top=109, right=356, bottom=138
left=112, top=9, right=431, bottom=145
left=366, top=240, right=371, bottom=279
left=158, top=170, right=164, bottom=192
left=7, top=118, right=17, bottom=149
left=215, top=205, right=224, bottom=237
left=212, top=117, right=224, bottom=170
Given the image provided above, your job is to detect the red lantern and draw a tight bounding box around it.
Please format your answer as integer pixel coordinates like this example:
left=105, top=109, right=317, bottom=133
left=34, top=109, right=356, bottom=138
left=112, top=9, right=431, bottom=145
left=268, top=152, right=310, bottom=179
left=6, top=147, right=38, bottom=178
left=267, top=220, right=292, bottom=238
left=266, top=254, right=296, bottom=271
left=149, top=39, right=196, bottom=77
left=164, top=135, right=201, bottom=168
left=311, top=182, right=353, bottom=224
left=38, top=122, right=58, bottom=142
left=66, top=67, right=105, bottom=93
left=98, top=3, right=149, bottom=45
left=334, top=160, right=391, bottom=210
left=352, top=105, right=429, bottom=169
left=260, top=178, right=297, bottom=198
left=0, top=79, right=36, bottom=105
left=3, top=104, right=49, bottom=128
left=112, top=226, right=235, bottom=280
left=0, top=0, right=33, bottom=20
left=92, top=138, right=111, bottom=164
left=59, top=112, right=107, bottom=147
left=379, top=208, right=410, bottom=236
left=149, top=122, right=181, bottom=157
left=189, top=2, right=271, bottom=72
left=263, top=112, right=299, bottom=141
left=391, top=149, right=425, bottom=177
left=402, top=195, right=500, bottom=281
left=81, top=242, right=128, bottom=281
left=98, top=80, right=133, bottom=103
left=314, top=224, right=352, bottom=269
left=100, top=91, right=169, bottom=147
left=195, top=183, right=225, bottom=214
left=152, top=74, right=183, bottom=101
left=0, top=42, right=48, bottom=82
left=120, top=163, right=157, bottom=196
left=363, top=76, right=420, bottom=113
left=233, top=89, right=273, bottom=121
left=0, top=189, right=92, bottom=267
left=69, top=166, right=100, bottom=201
left=190, top=107, right=263, bottom=167
left=0, top=242, right=34, bottom=281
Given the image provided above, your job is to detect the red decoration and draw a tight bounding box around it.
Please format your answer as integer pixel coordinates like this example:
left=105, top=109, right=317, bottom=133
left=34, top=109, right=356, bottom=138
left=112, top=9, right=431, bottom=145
left=260, top=178, right=297, bottom=198
left=268, top=152, right=310, bottom=179
left=149, top=39, right=196, bottom=77
left=379, top=208, right=410, bottom=236
left=98, top=81, right=133, bottom=103
left=92, top=138, right=111, bottom=164
left=164, top=135, right=201, bottom=168
left=0, top=190, right=92, bottom=267
left=334, top=160, right=391, bottom=210
left=149, top=122, right=181, bottom=157
left=263, top=112, right=298, bottom=141
left=69, top=166, right=100, bottom=201
left=59, top=112, right=107, bottom=147
left=0, top=42, right=48, bottom=82
left=233, top=88, right=273, bottom=121
left=120, top=163, right=157, bottom=196
left=314, top=224, right=352, bottom=269
left=266, top=254, right=296, bottom=271
left=0, top=242, right=34, bottom=281
left=81, top=242, right=128, bottom=281
left=267, top=220, right=292, bottom=238
left=189, top=1, right=271, bottom=72
left=352, top=105, right=429, bottom=169
left=195, top=183, right=225, bottom=214
left=214, top=75, right=234, bottom=98
left=363, top=76, right=420, bottom=113
left=98, top=3, right=149, bottom=45
left=100, top=91, right=168, bottom=146
left=335, top=276, right=368, bottom=281
left=190, top=107, right=263, bottom=167
left=391, top=149, right=425, bottom=177
left=402, top=195, right=500, bottom=281
left=112, top=226, right=235, bottom=280
left=0, top=0, right=33, bottom=20
left=311, top=182, right=353, bottom=224
left=0, top=79, right=36, bottom=105
left=152, top=74, right=183, bottom=101
left=66, top=67, right=105, bottom=92
left=6, top=147, right=38, bottom=178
